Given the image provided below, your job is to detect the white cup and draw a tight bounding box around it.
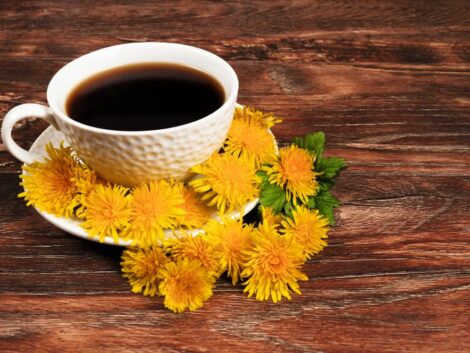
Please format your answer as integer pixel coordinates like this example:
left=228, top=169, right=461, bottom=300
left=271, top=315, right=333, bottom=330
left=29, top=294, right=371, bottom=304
left=1, top=43, right=239, bottom=186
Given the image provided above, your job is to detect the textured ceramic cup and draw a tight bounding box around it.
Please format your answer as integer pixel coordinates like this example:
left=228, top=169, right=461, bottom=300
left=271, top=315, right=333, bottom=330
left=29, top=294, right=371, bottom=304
left=2, top=43, right=238, bottom=186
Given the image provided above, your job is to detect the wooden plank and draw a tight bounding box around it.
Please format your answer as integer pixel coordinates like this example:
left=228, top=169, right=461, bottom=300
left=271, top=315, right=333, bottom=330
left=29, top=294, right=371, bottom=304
left=1, top=1, right=469, bottom=352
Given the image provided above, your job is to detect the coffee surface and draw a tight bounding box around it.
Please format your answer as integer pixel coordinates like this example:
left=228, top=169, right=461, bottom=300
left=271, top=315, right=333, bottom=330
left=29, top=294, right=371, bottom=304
left=66, top=63, right=225, bottom=131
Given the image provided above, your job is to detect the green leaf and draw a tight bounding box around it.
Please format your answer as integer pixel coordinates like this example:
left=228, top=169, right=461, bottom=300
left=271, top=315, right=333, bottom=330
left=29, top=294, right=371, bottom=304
left=256, top=170, right=268, bottom=186
left=313, top=190, right=341, bottom=225
left=307, top=196, right=315, bottom=209
left=292, top=132, right=325, bottom=159
left=316, top=157, right=346, bottom=180
left=283, top=202, right=294, bottom=218
left=259, top=183, right=286, bottom=213
left=318, top=179, right=335, bottom=192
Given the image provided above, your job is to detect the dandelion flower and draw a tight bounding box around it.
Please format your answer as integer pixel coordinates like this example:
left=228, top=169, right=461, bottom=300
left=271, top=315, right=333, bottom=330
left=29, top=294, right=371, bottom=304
left=242, top=221, right=307, bottom=302
left=281, top=206, right=329, bottom=260
left=224, top=118, right=277, bottom=167
left=190, top=153, right=259, bottom=214
left=123, top=180, right=185, bottom=247
left=81, top=184, right=131, bottom=243
left=74, top=166, right=103, bottom=219
left=19, top=142, right=82, bottom=218
left=259, top=206, right=283, bottom=228
left=204, top=218, right=253, bottom=284
left=121, top=246, right=168, bottom=297
left=165, top=233, right=221, bottom=274
left=177, top=186, right=213, bottom=228
left=234, top=106, right=282, bottom=129
left=264, top=145, right=319, bottom=204
left=159, top=258, right=215, bottom=313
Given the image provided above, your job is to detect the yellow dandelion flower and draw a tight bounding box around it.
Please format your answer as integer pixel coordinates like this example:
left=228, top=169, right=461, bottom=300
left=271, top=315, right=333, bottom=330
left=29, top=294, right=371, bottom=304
left=259, top=206, right=283, bottom=228
left=242, top=221, right=308, bottom=303
left=80, top=184, right=131, bottom=243
left=177, top=186, right=213, bottom=228
left=121, top=246, right=168, bottom=297
left=281, top=206, right=329, bottom=261
left=190, top=153, right=259, bottom=215
left=123, top=180, right=185, bottom=248
left=234, top=106, right=282, bottom=129
left=158, top=258, right=215, bottom=313
left=165, top=233, right=221, bottom=274
left=204, top=218, right=253, bottom=285
left=19, top=142, right=82, bottom=218
left=74, top=166, right=103, bottom=219
left=264, top=145, right=319, bottom=204
left=224, top=118, right=277, bottom=167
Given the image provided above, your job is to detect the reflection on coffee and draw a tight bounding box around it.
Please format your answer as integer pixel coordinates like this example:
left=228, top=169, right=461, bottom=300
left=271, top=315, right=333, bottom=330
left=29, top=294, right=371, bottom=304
left=66, top=63, right=225, bottom=131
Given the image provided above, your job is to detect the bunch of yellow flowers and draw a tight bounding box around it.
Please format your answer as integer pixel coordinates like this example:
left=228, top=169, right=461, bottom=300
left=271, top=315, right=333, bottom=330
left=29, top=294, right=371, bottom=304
left=19, top=106, right=345, bottom=313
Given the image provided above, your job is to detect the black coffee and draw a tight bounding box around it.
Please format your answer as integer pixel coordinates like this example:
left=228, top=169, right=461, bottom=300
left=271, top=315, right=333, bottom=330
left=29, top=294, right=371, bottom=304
left=66, top=63, right=225, bottom=131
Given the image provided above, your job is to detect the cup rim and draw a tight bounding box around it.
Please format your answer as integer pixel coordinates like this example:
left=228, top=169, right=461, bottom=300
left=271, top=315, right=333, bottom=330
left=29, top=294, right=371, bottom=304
left=46, top=42, right=239, bottom=136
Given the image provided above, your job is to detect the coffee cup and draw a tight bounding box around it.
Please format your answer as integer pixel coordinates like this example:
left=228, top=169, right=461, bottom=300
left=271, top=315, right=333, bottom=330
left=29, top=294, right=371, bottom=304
left=1, top=42, right=239, bottom=186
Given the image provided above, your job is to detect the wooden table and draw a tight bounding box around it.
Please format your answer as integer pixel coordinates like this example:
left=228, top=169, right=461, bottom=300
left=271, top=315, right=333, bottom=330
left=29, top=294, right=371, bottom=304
left=1, top=1, right=469, bottom=352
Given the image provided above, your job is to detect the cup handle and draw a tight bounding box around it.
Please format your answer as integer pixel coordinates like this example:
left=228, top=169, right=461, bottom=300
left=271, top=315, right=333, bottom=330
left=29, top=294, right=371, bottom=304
left=2, top=103, right=57, bottom=164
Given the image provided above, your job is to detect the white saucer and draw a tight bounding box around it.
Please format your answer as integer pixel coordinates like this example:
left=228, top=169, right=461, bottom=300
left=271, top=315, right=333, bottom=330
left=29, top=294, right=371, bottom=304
left=25, top=126, right=260, bottom=247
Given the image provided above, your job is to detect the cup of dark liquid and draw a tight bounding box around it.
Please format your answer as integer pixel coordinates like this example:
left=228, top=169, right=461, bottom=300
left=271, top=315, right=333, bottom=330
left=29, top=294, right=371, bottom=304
left=2, top=43, right=239, bottom=185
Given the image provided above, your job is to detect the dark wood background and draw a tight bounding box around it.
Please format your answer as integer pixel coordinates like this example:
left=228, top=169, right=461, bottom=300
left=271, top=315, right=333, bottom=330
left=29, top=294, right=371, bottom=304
left=1, top=1, right=469, bottom=352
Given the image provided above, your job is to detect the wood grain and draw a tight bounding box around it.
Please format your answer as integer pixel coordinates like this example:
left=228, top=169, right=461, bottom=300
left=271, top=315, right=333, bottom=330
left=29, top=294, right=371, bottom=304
left=1, top=1, right=469, bottom=352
